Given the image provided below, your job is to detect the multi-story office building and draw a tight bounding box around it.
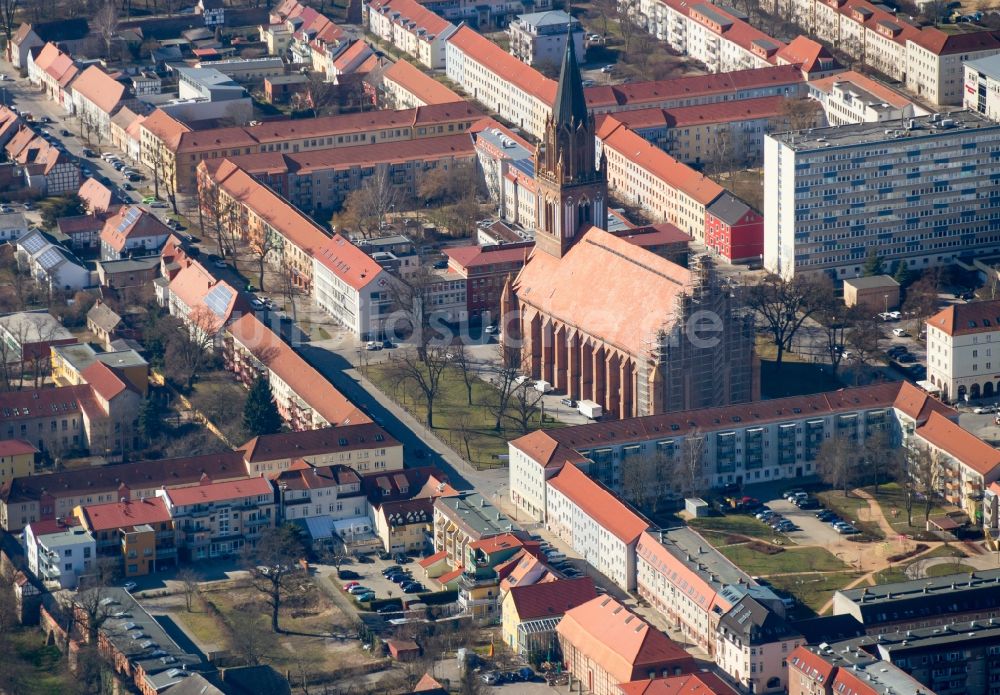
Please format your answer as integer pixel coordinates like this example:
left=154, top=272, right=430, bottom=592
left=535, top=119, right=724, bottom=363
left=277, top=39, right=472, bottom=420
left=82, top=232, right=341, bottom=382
left=764, top=110, right=1000, bottom=279
left=965, top=54, right=1000, bottom=121
left=507, top=10, right=584, bottom=69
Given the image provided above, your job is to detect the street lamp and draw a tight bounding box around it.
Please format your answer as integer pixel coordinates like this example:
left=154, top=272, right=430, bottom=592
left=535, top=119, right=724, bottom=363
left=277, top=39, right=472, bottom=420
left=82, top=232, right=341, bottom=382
left=884, top=294, right=889, bottom=314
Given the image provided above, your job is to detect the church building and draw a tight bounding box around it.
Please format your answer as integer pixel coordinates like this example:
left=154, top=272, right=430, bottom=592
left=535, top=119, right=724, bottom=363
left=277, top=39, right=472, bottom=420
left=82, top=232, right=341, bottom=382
left=501, top=38, right=757, bottom=419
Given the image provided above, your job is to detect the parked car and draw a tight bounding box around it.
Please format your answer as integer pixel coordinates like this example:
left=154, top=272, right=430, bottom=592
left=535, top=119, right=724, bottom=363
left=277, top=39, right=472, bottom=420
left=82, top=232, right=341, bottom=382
left=355, top=591, right=375, bottom=602
left=756, top=510, right=775, bottom=520
left=896, top=353, right=916, bottom=363
left=337, top=570, right=360, bottom=580
left=402, top=583, right=424, bottom=593
left=892, top=328, right=910, bottom=337
left=887, top=345, right=907, bottom=357
left=484, top=324, right=498, bottom=334
left=394, top=553, right=409, bottom=564
left=837, top=525, right=860, bottom=535
left=342, top=581, right=360, bottom=591
left=795, top=497, right=821, bottom=510
left=123, top=581, right=137, bottom=592
left=560, top=397, right=577, bottom=407
left=22, top=201, right=33, bottom=210
left=347, top=585, right=373, bottom=595
left=974, top=404, right=999, bottom=414
left=381, top=339, right=394, bottom=349
left=482, top=672, right=500, bottom=686
left=212, top=259, right=227, bottom=269
left=782, top=489, right=805, bottom=500
left=82, top=148, right=97, bottom=158
left=365, top=341, right=381, bottom=351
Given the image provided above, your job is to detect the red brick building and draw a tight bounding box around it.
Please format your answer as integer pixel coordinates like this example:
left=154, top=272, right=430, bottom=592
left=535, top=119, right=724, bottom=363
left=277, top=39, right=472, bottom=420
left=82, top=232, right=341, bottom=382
left=705, top=193, right=764, bottom=264
left=443, top=241, right=533, bottom=322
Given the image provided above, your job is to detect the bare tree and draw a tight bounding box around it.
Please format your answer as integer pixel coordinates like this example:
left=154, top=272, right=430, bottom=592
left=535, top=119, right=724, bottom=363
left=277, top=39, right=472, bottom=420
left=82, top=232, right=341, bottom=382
left=244, top=524, right=307, bottom=633
left=332, top=168, right=399, bottom=239
left=249, top=227, right=281, bottom=292
left=782, top=98, right=822, bottom=131
left=0, top=0, right=18, bottom=43
left=149, top=146, right=178, bottom=214
left=303, top=72, right=340, bottom=117
left=815, top=308, right=849, bottom=375
left=816, top=435, right=861, bottom=497
left=507, top=380, right=544, bottom=435
left=229, top=606, right=274, bottom=665
left=452, top=343, right=476, bottom=406
left=847, top=312, right=884, bottom=368
left=198, top=181, right=242, bottom=258
left=391, top=348, right=449, bottom=427
left=166, top=308, right=222, bottom=391
left=675, top=433, right=706, bottom=499
left=899, top=444, right=920, bottom=526
left=909, top=445, right=945, bottom=522
left=94, top=1, right=119, bottom=61
left=746, top=273, right=831, bottom=367
left=615, top=0, right=643, bottom=53
left=621, top=452, right=665, bottom=514
left=487, top=343, right=521, bottom=432
left=456, top=409, right=474, bottom=462
left=176, top=567, right=201, bottom=612
left=862, top=428, right=898, bottom=498
left=902, top=272, right=941, bottom=335
left=388, top=267, right=442, bottom=360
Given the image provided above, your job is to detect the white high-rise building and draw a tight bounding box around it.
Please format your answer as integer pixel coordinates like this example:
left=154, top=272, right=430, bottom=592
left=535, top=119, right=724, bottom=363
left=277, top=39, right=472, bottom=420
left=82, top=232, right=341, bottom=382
left=764, top=110, right=1000, bottom=279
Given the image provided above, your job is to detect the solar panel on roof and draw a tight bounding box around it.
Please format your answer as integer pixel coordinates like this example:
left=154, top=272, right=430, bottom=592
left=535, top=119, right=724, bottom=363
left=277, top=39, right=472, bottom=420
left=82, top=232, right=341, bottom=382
left=37, top=248, right=64, bottom=270
left=115, top=207, right=142, bottom=235
left=20, top=234, right=46, bottom=254
left=204, top=284, right=234, bottom=318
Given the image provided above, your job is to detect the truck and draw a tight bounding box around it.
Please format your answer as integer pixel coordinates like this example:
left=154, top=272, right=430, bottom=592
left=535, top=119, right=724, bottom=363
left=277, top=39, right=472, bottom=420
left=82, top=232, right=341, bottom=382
left=534, top=379, right=553, bottom=393
left=577, top=400, right=603, bottom=419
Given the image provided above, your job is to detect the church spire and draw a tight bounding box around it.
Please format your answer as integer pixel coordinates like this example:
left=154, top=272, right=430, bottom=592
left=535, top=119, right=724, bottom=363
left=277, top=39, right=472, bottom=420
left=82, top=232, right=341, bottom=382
left=552, top=28, right=588, bottom=129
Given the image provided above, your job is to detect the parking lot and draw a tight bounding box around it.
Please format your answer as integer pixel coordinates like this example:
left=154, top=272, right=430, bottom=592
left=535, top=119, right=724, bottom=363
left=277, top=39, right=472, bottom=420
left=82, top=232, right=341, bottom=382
left=766, top=497, right=850, bottom=548
left=336, top=553, right=427, bottom=605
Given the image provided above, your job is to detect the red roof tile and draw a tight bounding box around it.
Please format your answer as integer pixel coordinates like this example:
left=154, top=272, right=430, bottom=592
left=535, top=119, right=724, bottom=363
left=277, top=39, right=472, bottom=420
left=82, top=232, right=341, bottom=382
left=548, top=465, right=649, bottom=544
left=448, top=25, right=557, bottom=104
left=78, top=496, right=171, bottom=531
left=443, top=242, right=534, bottom=270
left=72, top=66, right=125, bottom=115
left=383, top=59, right=464, bottom=106
left=619, top=672, right=740, bottom=695
left=508, top=576, right=596, bottom=620
left=240, top=424, right=396, bottom=463
left=313, top=233, right=386, bottom=291
left=809, top=70, right=913, bottom=109
left=776, top=35, right=838, bottom=73
left=916, top=411, right=1000, bottom=478
left=0, top=439, right=37, bottom=457
left=892, top=380, right=956, bottom=424
left=927, top=299, right=1000, bottom=337
left=368, top=0, right=453, bottom=38
left=81, top=361, right=130, bottom=402
left=164, top=476, right=273, bottom=506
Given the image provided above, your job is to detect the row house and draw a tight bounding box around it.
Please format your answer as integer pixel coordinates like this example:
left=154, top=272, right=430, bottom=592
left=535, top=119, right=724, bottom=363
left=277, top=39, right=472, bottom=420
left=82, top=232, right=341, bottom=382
left=0, top=439, right=37, bottom=488
left=145, top=101, right=481, bottom=192
left=471, top=119, right=538, bottom=229
left=508, top=381, right=952, bottom=522
left=629, top=0, right=785, bottom=75
left=5, top=127, right=80, bottom=195
left=366, top=0, right=457, bottom=68
left=6, top=19, right=88, bottom=69
left=274, top=460, right=366, bottom=523
left=545, top=464, right=649, bottom=592
left=422, top=0, right=552, bottom=30
left=71, top=66, right=127, bottom=141
left=381, top=59, right=464, bottom=109
left=0, top=450, right=248, bottom=532
left=239, top=425, right=402, bottom=478
left=157, top=477, right=276, bottom=560
left=99, top=206, right=172, bottom=262
left=74, top=497, right=177, bottom=577
left=596, top=116, right=728, bottom=244
left=212, top=132, right=477, bottom=214
left=225, top=313, right=370, bottom=430
left=261, top=0, right=342, bottom=59
left=773, top=0, right=1000, bottom=105
left=28, top=42, right=78, bottom=113
left=926, top=300, right=1000, bottom=404
left=109, top=107, right=145, bottom=164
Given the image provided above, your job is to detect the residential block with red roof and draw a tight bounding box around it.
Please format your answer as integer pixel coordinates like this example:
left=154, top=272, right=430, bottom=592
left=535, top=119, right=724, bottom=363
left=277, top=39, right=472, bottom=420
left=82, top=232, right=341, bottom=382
left=273, top=460, right=368, bottom=527
left=500, top=575, right=595, bottom=659
left=912, top=411, right=1000, bottom=515
left=226, top=313, right=372, bottom=431
left=71, top=65, right=127, bottom=141
left=75, top=496, right=177, bottom=576
left=443, top=241, right=533, bottom=321
left=508, top=381, right=954, bottom=521
left=362, top=466, right=456, bottom=553
left=157, top=476, right=276, bottom=560
left=0, top=439, right=37, bottom=488
left=310, top=233, right=394, bottom=340
left=366, top=0, right=457, bottom=68
left=808, top=70, right=928, bottom=125
left=557, top=595, right=695, bottom=695
left=239, top=423, right=401, bottom=479
left=28, top=42, right=79, bottom=113
left=926, top=299, right=1000, bottom=405
left=381, top=59, right=464, bottom=109
left=788, top=645, right=933, bottom=695
left=4, top=126, right=80, bottom=195
left=99, top=206, right=173, bottom=262
left=619, top=671, right=741, bottom=695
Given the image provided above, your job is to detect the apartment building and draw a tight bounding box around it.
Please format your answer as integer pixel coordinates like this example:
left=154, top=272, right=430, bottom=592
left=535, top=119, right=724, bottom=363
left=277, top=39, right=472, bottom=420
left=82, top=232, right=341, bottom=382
left=0, top=439, right=36, bottom=488
left=764, top=110, right=1000, bottom=279
left=716, top=596, right=803, bottom=694
left=157, top=477, right=276, bottom=560
left=508, top=10, right=584, bottom=69
left=165, top=258, right=246, bottom=338
left=442, top=242, right=532, bottom=321
left=433, top=491, right=518, bottom=568
left=705, top=193, right=765, bottom=264
left=24, top=519, right=95, bottom=589
left=273, top=460, right=366, bottom=524
left=239, top=425, right=400, bottom=478
left=912, top=411, right=1000, bottom=515
left=144, top=101, right=482, bottom=192
left=311, top=234, right=394, bottom=340
left=629, top=0, right=785, bottom=74
left=596, top=116, right=727, bottom=242
left=365, top=0, right=457, bottom=68
left=809, top=71, right=928, bottom=126
left=508, top=381, right=950, bottom=521
left=362, top=466, right=456, bottom=553
left=225, top=313, right=369, bottom=431
left=965, top=54, right=1000, bottom=121
left=925, top=300, right=1000, bottom=403
left=0, top=450, right=247, bottom=532
left=212, top=133, right=477, bottom=213
left=29, top=43, right=78, bottom=114
left=71, top=66, right=127, bottom=141
left=788, top=646, right=929, bottom=695
left=546, top=464, right=649, bottom=592
left=556, top=596, right=695, bottom=695
left=99, top=206, right=172, bottom=262
left=381, top=59, right=464, bottom=109
left=832, top=568, right=1000, bottom=634
left=74, top=497, right=176, bottom=577
left=500, top=577, right=596, bottom=659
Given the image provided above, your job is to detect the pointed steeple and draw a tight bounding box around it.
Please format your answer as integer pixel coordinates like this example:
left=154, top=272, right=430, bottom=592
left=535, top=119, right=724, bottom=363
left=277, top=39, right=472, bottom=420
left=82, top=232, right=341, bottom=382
left=552, top=29, right=588, bottom=128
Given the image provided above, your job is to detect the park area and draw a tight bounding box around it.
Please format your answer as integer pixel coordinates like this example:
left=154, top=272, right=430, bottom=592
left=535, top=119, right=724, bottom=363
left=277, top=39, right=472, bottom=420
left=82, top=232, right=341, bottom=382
left=364, top=358, right=563, bottom=469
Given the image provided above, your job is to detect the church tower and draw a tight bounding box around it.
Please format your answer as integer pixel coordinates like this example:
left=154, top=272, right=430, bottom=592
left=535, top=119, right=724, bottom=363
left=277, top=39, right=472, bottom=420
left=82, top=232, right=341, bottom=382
left=533, top=32, right=607, bottom=259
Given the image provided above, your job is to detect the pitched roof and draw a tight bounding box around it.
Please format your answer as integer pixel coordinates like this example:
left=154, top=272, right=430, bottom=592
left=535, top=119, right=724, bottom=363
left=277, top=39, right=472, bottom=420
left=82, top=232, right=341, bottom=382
left=548, top=464, right=649, bottom=544
left=368, top=0, right=453, bottom=38
left=927, top=299, right=1000, bottom=337
left=776, top=35, right=838, bottom=73
left=514, top=226, right=692, bottom=356
left=0, top=439, right=37, bottom=457
left=331, top=40, right=373, bottom=73
left=79, top=177, right=115, bottom=214
left=809, top=70, right=914, bottom=109
left=167, top=259, right=244, bottom=329
left=619, top=672, right=740, bottom=695
left=72, top=66, right=126, bottom=115
left=35, top=42, right=78, bottom=87
left=447, top=25, right=557, bottom=105
left=718, top=595, right=801, bottom=645
left=635, top=531, right=729, bottom=617
left=163, top=476, right=273, bottom=506
left=916, top=411, right=1000, bottom=478
left=892, top=380, right=956, bottom=423
left=80, top=360, right=131, bottom=401
left=910, top=26, right=1000, bottom=56
left=789, top=646, right=838, bottom=685
left=239, top=423, right=395, bottom=464
left=360, top=466, right=455, bottom=502
left=443, top=242, right=534, bottom=270
left=552, top=25, right=588, bottom=128
left=99, top=206, right=172, bottom=252
left=227, top=313, right=369, bottom=427
left=508, top=576, right=596, bottom=621
left=0, top=451, right=247, bottom=504
left=313, top=234, right=387, bottom=291
left=140, top=109, right=192, bottom=150
left=274, top=461, right=361, bottom=490
left=383, top=59, right=464, bottom=106
left=557, top=596, right=694, bottom=684
left=597, top=118, right=724, bottom=206
left=78, top=496, right=172, bottom=531
left=87, top=301, right=122, bottom=333
left=0, top=384, right=97, bottom=425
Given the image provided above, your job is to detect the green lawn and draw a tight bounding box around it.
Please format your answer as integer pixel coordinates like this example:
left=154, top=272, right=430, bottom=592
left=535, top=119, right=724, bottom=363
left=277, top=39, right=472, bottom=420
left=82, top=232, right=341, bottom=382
left=689, top=515, right=788, bottom=542
left=768, top=571, right=864, bottom=614
left=7, top=629, right=75, bottom=694
left=861, top=483, right=951, bottom=539
left=925, top=562, right=976, bottom=577
left=816, top=490, right=885, bottom=539
left=922, top=543, right=968, bottom=559
left=171, top=598, right=231, bottom=650
left=366, top=362, right=563, bottom=468
left=719, top=545, right=848, bottom=576
left=871, top=566, right=909, bottom=585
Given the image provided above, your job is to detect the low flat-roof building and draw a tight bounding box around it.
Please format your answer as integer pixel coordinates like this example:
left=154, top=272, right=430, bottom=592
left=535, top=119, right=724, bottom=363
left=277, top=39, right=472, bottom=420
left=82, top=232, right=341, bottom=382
left=433, top=491, right=518, bottom=568
left=843, top=275, right=900, bottom=313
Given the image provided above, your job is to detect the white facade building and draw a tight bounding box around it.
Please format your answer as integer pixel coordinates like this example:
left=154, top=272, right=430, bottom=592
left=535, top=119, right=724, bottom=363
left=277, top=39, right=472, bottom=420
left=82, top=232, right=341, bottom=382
left=809, top=70, right=928, bottom=126
left=964, top=54, right=1000, bottom=121
left=544, top=464, right=648, bottom=592
left=925, top=300, right=1000, bottom=403
left=15, top=229, right=91, bottom=291
left=365, top=0, right=457, bottom=69
left=508, top=10, right=584, bottom=68
left=715, top=595, right=803, bottom=694
left=24, top=521, right=95, bottom=589
left=764, top=110, right=1000, bottom=279
left=312, top=235, right=393, bottom=340
left=0, top=212, right=29, bottom=242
